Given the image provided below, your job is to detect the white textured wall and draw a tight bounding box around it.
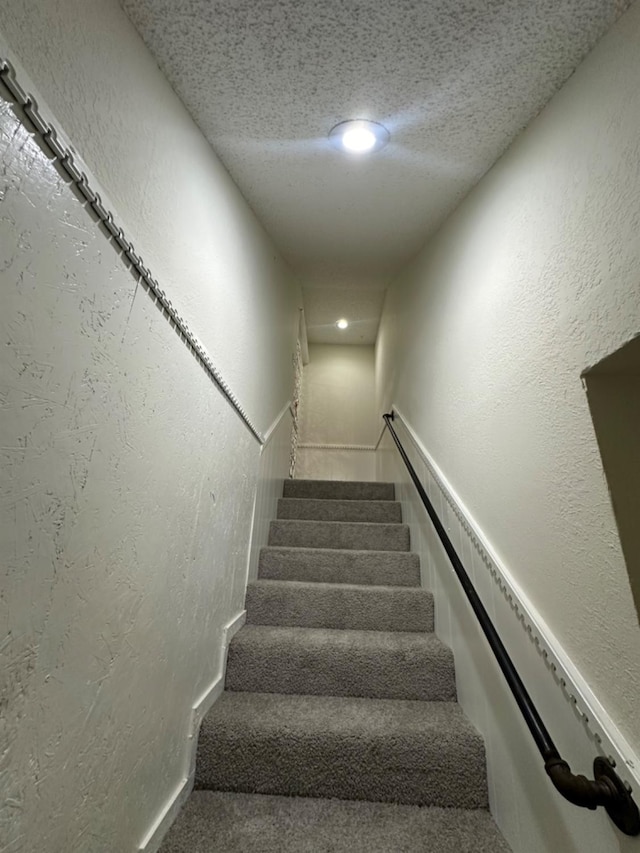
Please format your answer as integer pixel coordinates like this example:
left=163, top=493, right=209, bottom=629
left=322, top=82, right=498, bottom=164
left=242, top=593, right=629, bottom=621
left=0, top=0, right=299, bottom=430
left=0, top=2, right=299, bottom=850
left=377, top=414, right=637, bottom=853
left=296, top=344, right=377, bottom=480
left=376, top=0, right=640, bottom=761
left=247, top=404, right=293, bottom=580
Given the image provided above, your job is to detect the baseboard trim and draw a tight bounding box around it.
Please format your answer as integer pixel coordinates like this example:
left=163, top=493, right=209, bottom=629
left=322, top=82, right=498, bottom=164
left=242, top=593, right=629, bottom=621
left=392, top=404, right=640, bottom=793
left=261, top=400, right=292, bottom=450
left=137, top=775, right=192, bottom=853
left=222, top=609, right=247, bottom=648
left=138, top=609, right=246, bottom=852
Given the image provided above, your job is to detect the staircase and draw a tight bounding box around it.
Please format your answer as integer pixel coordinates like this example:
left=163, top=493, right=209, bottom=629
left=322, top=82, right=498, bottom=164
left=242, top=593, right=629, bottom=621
left=160, top=479, right=510, bottom=852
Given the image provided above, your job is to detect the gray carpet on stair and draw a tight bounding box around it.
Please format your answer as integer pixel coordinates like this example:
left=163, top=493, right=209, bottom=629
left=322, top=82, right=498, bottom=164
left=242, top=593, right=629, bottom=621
left=159, top=791, right=511, bottom=853
left=258, top=546, right=421, bottom=586
left=163, top=477, right=510, bottom=852
left=246, top=580, right=434, bottom=631
left=195, top=691, right=488, bottom=808
left=277, top=497, right=402, bottom=523
left=283, top=479, right=395, bottom=501
left=225, top=625, right=456, bottom=701
left=269, top=519, right=410, bottom=551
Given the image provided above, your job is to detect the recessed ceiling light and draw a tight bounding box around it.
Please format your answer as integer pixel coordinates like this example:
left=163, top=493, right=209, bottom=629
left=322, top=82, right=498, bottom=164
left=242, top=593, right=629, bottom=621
left=329, top=120, right=390, bottom=155
left=336, top=318, right=349, bottom=329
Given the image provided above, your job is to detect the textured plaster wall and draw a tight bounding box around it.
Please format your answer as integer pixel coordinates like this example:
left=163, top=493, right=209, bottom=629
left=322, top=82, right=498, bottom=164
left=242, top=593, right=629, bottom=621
left=376, top=0, right=640, bottom=751
left=297, top=344, right=377, bottom=480
left=247, top=406, right=293, bottom=580
left=0, top=0, right=300, bottom=430
left=377, top=418, right=637, bottom=853
left=0, top=2, right=299, bottom=850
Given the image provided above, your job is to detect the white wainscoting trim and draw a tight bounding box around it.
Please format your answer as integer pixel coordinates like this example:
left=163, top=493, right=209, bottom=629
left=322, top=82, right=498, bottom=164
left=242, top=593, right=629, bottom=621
left=138, top=609, right=247, bottom=852
left=392, top=405, right=640, bottom=792
left=261, top=400, right=292, bottom=450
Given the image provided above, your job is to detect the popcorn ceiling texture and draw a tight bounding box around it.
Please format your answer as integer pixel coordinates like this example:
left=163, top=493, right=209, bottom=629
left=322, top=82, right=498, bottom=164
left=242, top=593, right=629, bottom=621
left=120, top=0, right=632, bottom=342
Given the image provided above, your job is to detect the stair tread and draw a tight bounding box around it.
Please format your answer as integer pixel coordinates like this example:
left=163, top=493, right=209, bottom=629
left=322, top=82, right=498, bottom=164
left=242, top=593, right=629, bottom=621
left=231, top=623, right=446, bottom=649
left=159, top=790, right=511, bottom=853
left=226, top=625, right=455, bottom=701
left=258, top=546, right=420, bottom=586
left=246, top=579, right=433, bottom=631
left=283, top=479, right=395, bottom=501
left=196, top=692, right=488, bottom=807
left=260, top=545, right=420, bottom=560
left=272, top=518, right=408, bottom=529
left=269, top=519, right=410, bottom=552
left=201, top=690, right=480, bottom=745
left=277, top=497, right=402, bottom=523
left=248, top=578, right=431, bottom=595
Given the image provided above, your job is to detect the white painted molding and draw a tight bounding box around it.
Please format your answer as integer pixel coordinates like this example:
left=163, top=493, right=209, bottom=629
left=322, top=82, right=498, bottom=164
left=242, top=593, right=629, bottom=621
left=137, top=776, right=191, bottom=853
left=138, top=609, right=246, bottom=852
left=297, top=442, right=375, bottom=451
left=298, top=308, right=310, bottom=365
left=392, top=404, right=640, bottom=792
left=261, top=400, right=292, bottom=450
left=221, top=610, right=247, bottom=648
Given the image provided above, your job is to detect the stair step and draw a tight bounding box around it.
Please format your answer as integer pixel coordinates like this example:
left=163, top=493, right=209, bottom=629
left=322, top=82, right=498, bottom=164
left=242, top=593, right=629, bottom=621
left=246, top=580, right=434, bottom=631
left=195, top=691, right=488, bottom=808
left=283, top=479, right=395, bottom=501
left=159, top=790, right=511, bottom=852
left=225, top=625, right=455, bottom=701
left=277, top=497, right=402, bottom=523
left=258, top=546, right=420, bottom=586
left=269, top=519, right=410, bottom=551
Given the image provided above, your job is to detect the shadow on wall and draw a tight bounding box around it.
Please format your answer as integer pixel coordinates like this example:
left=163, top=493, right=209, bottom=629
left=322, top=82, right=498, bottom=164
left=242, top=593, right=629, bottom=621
left=584, top=333, right=640, bottom=626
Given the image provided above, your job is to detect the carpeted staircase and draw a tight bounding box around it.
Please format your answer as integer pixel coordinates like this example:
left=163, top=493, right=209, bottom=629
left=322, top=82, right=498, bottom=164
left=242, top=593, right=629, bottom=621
left=160, top=479, right=511, bottom=852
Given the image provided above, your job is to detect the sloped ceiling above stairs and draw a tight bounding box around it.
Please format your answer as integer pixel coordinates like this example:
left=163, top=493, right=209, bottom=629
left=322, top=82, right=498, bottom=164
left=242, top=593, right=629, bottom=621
left=120, top=0, right=632, bottom=344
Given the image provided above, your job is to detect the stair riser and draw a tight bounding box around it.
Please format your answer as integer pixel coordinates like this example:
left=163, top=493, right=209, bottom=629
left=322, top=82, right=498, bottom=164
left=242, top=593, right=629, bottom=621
left=269, top=520, right=410, bottom=552
left=283, top=480, right=395, bottom=501
left=258, top=548, right=421, bottom=586
left=161, top=791, right=511, bottom=853
left=277, top=498, right=402, bottom=524
left=246, top=582, right=434, bottom=632
left=195, top=727, right=488, bottom=808
left=225, top=637, right=456, bottom=701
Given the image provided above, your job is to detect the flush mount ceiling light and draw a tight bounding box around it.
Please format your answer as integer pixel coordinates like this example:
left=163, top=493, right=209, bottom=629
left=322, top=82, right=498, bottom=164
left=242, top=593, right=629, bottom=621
left=336, top=318, right=349, bottom=329
left=329, top=119, right=390, bottom=155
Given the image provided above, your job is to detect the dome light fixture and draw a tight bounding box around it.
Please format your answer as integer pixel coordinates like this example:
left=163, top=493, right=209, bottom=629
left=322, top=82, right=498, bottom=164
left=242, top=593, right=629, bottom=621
left=329, top=119, right=390, bottom=155
left=336, top=318, right=349, bottom=330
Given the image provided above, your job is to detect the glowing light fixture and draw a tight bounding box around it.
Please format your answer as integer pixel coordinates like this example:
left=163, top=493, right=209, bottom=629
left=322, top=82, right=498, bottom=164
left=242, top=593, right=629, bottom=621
left=329, top=119, right=390, bottom=155
left=336, top=318, right=349, bottom=330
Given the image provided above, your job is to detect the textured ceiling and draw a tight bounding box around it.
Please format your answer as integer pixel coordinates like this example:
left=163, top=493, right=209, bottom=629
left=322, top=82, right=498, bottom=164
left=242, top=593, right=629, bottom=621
left=121, top=0, right=632, bottom=344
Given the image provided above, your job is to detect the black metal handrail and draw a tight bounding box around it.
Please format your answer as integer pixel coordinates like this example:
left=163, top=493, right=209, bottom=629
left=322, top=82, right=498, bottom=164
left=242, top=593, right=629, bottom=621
left=382, top=412, right=640, bottom=836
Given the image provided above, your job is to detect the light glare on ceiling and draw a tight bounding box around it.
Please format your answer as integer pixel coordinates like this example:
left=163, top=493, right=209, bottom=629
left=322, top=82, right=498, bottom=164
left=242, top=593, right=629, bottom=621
left=337, top=318, right=349, bottom=329
left=329, top=120, right=390, bottom=155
